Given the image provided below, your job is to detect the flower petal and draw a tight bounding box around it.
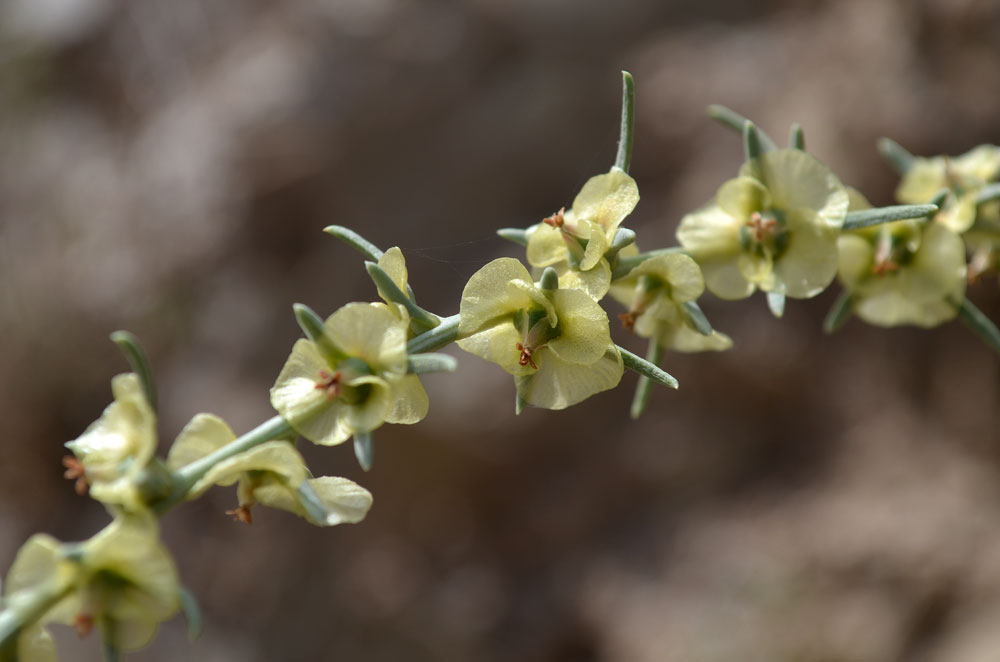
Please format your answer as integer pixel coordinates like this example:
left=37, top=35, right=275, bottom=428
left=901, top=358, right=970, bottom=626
left=526, top=223, right=569, bottom=267
left=383, top=374, right=429, bottom=425
left=570, top=168, right=639, bottom=234
left=166, top=413, right=237, bottom=473
left=376, top=247, right=409, bottom=302
left=677, top=204, right=754, bottom=300
left=717, top=176, right=769, bottom=219
left=190, top=440, right=308, bottom=498
left=458, top=258, right=535, bottom=336
left=304, top=476, right=373, bottom=526
left=325, top=302, right=408, bottom=375
left=515, top=345, right=623, bottom=410
left=744, top=149, right=848, bottom=229
left=547, top=288, right=612, bottom=365
left=772, top=208, right=840, bottom=298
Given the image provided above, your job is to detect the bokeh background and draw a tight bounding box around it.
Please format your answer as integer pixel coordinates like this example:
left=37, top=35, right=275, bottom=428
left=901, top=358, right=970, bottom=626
left=2, top=0, right=1000, bottom=660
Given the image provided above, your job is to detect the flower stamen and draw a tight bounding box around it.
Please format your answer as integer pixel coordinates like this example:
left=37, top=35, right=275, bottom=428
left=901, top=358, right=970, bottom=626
left=62, top=455, right=89, bottom=495
left=542, top=207, right=566, bottom=229
left=516, top=342, right=539, bottom=370
left=73, top=613, right=94, bottom=638
left=226, top=505, right=253, bottom=525
left=619, top=312, right=638, bottom=330
left=314, top=370, right=342, bottom=401
left=748, top=211, right=778, bottom=242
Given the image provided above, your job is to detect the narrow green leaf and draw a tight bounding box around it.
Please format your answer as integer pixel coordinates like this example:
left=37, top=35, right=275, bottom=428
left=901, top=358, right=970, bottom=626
left=323, top=225, right=384, bottom=261
left=109, top=330, right=157, bottom=412
left=178, top=586, right=204, bottom=641
left=407, top=314, right=460, bottom=354
left=364, top=261, right=440, bottom=330
left=407, top=353, right=458, bottom=374
left=823, top=291, right=854, bottom=333
left=630, top=340, right=664, bottom=419
left=877, top=137, right=915, bottom=176
left=744, top=120, right=763, bottom=162
left=843, top=204, right=938, bottom=230
left=706, top=105, right=778, bottom=152
left=497, top=227, right=529, bottom=247
left=681, top=301, right=713, bottom=336
left=928, top=189, right=949, bottom=210
left=539, top=266, right=559, bottom=292
left=975, top=182, right=1000, bottom=206
left=611, top=227, right=636, bottom=253
left=615, top=71, right=635, bottom=173
left=293, top=303, right=348, bottom=364
left=618, top=344, right=678, bottom=389
left=956, top=298, right=1000, bottom=357
left=612, top=246, right=688, bottom=280
left=766, top=291, right=785, bottom=318
left=101, top=635, right=120, bottom=662
left=790, top=123, right=805, bottom=151
left=353, top=431, right=374, bottom=472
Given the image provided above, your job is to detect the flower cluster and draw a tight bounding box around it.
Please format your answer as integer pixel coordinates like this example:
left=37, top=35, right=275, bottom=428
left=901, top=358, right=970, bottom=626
left=4, top=75, right=1000, bottom=662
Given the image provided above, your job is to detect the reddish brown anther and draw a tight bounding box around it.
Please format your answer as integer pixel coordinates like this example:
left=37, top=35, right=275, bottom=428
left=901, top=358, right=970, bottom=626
left=872, top=238, right=899, bottom=276
left=619, top=312, right=638, bottom=330
left=516, top=342, right=539, bottom=370
left=62, top=455, right=88, bottom=495
left=747, top=211, right=777, bottom=241
left=226, top=505, right=253, bottom=525
left=73, top=613, right=94, bottom=638
left=542, top=207, right=566, bottom=229
left=314, top=369, right=342, bottom=401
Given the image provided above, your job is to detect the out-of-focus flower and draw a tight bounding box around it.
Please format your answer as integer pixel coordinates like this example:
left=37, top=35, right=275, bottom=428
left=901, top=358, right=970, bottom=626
left=677, top=149, right=848, bottom=300
left=837, top=190, right=966, bottom=327
left=4, top=517, right=180, bottom=653
left=457, top=258, right=622, bottom=410
left=896, top=144, right=1000, bottom=233
left=166, top=414, right=372, bottom=526
left=609, top=252, right=733, bottom=352
left=526, top=168, right=639, bottom=299
left=64, top=373, right=156, bottom=512
left=270, top=302, right=428, bottom=446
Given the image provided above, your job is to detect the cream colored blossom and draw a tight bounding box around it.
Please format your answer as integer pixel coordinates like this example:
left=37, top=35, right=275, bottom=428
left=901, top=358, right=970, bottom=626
left=64, top=374, right=156, bottom=511
left=609, top=252, right=733, bottom=353
left=677, top=149, right=848, bottom=300
left=5, top=517, right=179, bottom=653
left=270, top=302, right=428, bottom=446
left=457, top=258, right=622, bottom=410
left=896, top=144, right=1000, bottom=233
left=166, top=414, right=372, bottom=526
left=837, top=190, right=966, bottom=327
left=526, top=168, right=639, bottom=299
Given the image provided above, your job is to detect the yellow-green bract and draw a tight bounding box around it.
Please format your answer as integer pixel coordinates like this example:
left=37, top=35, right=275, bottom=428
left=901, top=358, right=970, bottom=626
left=457, top=258, right=623, bottom=410
left=270, top=302, right=428, bottom=446
left=526, top=167, right=639, bottom=300
left=677, top=149, right=849, bottom=300
left=837, top=189, right=967, bottom=327
left=4, top=516, right=180, bottom=655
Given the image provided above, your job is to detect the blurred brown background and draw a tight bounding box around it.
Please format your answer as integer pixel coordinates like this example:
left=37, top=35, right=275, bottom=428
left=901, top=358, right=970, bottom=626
left=2, top=0, right=999, bottom=660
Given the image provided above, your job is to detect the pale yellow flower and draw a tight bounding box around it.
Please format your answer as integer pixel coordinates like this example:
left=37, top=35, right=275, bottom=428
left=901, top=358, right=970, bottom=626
left=677, top=149, right=848, bottom=300
left=896, top=144, right=1000, bottom=233
left=270, top=302, right=428, bottom=446
left=166, top=414, right=372, bottom=526
left=609, top=252, right=733, bottom=352
left=457, top=258, right=622, bottom=410
left=526, top=168, right=639, bottom=299
left=64, top=374, right=156, bottom=512
left=837, top=190, right=966, bottom=327
left=5, top=517, right=179, bottom=653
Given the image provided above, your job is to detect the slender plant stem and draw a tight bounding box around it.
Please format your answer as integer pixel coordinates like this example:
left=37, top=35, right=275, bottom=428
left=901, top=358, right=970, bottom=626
left=630, top=341, right=663, bottom=419
left=407, top=314, right=460, bottom=354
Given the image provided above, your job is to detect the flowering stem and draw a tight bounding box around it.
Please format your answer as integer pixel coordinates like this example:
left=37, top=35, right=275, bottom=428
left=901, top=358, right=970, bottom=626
left=0, top=577, right=74, bottom=652
left=630, top=340, right=663, bottom=419
left=842, top=204, right=939, bottom=230
left=406, top=314, right=460, bottom=354
left=155, top=415, right=294, bottom=513
left=615, top=71, right=635, bottom=173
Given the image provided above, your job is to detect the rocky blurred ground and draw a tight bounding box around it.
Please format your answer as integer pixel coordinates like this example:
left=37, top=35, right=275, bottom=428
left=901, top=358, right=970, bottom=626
left=1, top=0, right=999, bottom=660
